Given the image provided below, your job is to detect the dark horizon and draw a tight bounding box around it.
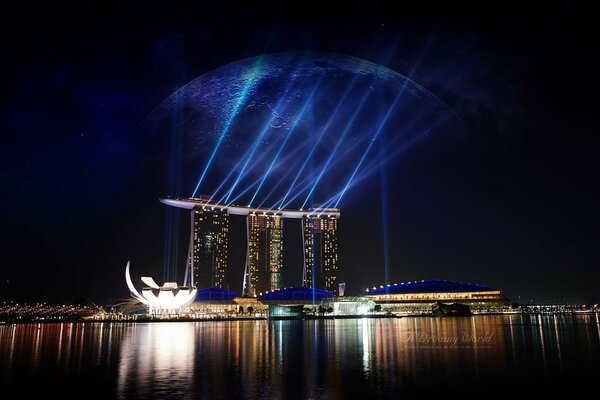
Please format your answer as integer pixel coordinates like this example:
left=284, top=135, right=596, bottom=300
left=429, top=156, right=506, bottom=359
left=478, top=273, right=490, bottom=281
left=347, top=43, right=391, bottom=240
left=1, top=4, right=598, bottom=305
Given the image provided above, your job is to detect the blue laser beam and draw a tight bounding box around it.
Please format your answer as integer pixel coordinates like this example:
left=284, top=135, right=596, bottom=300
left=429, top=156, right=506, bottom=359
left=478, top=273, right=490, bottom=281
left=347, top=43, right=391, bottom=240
left=272, top=134, right=368, bottom=211
left=209, top=140, right=280, bottom=201
left=316, top=137, right=418, bottom=212
left=248, top=73, right=327, bottom=207
left=277, top=69, right=368, bottom=210
left=223, top=134, right=317, bottom=207
left=379, top=132, right=390, bottom=288
left=253, top=142, right=312, bottom=210
left=333, top=89, right=403, bottom=208
left=222, top=64, right=306, bottom=205
left=191, top=58, right=264, bottom=197
left=224, top=140, right=312, bottom=207
left=273, top=50, right=404, bottom=210
left=164, top=84, right=186, bottom=281
left=331, top=104, right=440, bottom=209
left=314, top=131, right=426, bottom=213
left=332, top=36, right=438, bottom=209
left=301, top=86, right=373, bottom=210
left=313, top=111, right=454, bottom=215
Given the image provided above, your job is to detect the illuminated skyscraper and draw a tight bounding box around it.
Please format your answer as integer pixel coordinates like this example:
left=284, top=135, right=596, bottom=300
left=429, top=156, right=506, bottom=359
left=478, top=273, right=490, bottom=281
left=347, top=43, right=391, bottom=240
left=187, top=206, right=229, bottom=288
left=160, top=198, right=339, bottom=296
left=244, top=213, right=283, bottom=297
left=303, top=211, right=339, bottom=295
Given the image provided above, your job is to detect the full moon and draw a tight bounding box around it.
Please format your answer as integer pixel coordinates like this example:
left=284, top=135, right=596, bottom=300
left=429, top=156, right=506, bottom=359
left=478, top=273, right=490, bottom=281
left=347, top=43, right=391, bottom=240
left=147, top=51, right=453, bottom=209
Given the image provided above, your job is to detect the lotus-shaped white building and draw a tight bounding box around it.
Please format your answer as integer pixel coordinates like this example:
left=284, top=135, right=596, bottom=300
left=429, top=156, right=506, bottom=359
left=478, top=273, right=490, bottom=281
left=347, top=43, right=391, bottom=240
left=125, top=261, right=197, bottom=315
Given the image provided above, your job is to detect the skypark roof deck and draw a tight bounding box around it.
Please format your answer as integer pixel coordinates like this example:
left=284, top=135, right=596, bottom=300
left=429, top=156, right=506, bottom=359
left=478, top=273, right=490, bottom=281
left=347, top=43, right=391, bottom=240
left=160, top=197, right=340, bottom=219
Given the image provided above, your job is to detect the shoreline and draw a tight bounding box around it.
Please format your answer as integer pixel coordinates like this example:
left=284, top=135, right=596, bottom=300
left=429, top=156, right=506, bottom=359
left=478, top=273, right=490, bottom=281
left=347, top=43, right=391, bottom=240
left=2, top=311, right=598, bottom=325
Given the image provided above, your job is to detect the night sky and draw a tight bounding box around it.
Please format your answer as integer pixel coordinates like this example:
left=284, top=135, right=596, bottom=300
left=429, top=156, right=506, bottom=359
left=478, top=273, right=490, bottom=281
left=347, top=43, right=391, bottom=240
left=1, top=4, right=598, bottom=305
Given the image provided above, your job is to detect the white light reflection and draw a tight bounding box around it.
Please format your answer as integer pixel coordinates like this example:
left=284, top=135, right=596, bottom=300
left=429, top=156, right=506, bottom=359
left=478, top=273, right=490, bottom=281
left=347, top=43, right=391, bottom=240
left=117, top=323, right=196, bottom=399
left=553, top=315, right=562, bottom=368
left=361, top=319, right=370, bottom=377
left=278, top=321, right=283, bottom=368
left=538, top=315, right=547, bottom=371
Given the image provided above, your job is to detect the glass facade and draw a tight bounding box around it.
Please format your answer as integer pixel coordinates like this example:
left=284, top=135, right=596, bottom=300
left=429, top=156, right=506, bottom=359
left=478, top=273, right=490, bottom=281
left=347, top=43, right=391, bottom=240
left=362, top=280, right=508, bottom=310
left=192, top=207, right=229, bottom=288
left=165, top=198, right=340, bottom=298
left=364, top=290, right=503, bottom=302
left=303, top=214, right=339, bottom=295
left=267, top=305, right=304, bottom=318
left=246, top=214, right=283, bottom=296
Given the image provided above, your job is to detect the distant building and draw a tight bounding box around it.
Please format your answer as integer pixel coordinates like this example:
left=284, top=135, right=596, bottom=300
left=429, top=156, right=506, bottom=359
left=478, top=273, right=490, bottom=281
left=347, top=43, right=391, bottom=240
left=258, top=286, right=333, bottom=317
left=363, top=280, right=508, bottom=311
left=125, top=262, right=197, bottom=315
left=189, top=287, right=238, bottom=316
left=321, top=297, right=376, bottom=315
left=257, top=286, right=333, bottom=304
left=303, top=212, right=339, bottom=295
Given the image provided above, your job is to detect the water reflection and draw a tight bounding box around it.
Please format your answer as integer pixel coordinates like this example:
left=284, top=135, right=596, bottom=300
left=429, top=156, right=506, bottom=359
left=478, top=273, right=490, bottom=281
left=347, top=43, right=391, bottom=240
left=361, top=319, right=370, bottom=377
left=117, top=323, right=196, bottom=399
left=1, top=315, right=600, bottom=398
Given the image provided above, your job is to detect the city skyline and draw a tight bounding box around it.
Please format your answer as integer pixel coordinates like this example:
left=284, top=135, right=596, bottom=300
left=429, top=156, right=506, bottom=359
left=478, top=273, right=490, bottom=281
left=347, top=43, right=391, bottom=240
left=2, top=5, right=600, bottom=399
left=1, top=5, right=598, bottom=305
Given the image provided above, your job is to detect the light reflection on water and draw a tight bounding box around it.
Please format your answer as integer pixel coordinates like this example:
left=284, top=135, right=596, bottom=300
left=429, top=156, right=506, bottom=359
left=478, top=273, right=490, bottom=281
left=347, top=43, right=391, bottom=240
left=1, top=315, right=599, bottom=398
left=117, top=323, right=196, bottom=399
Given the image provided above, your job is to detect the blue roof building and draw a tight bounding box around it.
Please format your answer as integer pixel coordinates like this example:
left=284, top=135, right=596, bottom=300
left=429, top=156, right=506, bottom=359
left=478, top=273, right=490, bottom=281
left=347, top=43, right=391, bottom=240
left=364, top=280, right=493, bottom=295
left=363, top=279, right=506, bottom=307
left=258, top=286, right=333, bottom=304
left=194, top=287, right=237, bottom=302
